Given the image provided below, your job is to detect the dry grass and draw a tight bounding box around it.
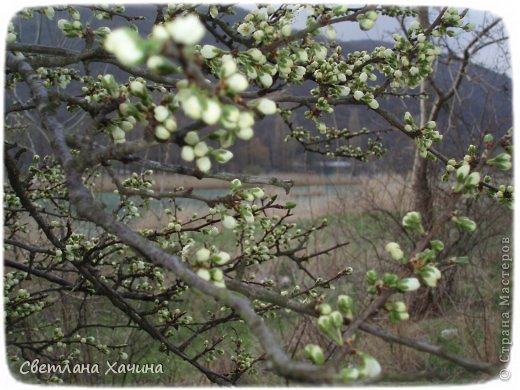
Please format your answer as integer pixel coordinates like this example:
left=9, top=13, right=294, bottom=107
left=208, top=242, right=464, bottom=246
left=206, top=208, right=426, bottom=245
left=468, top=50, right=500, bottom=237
left=8, top=172, right=504, bottom=383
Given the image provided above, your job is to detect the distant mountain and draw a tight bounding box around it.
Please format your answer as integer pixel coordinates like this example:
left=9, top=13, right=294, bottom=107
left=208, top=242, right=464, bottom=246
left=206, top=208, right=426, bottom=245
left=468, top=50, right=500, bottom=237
left=7, top=5, right=512, bottom=174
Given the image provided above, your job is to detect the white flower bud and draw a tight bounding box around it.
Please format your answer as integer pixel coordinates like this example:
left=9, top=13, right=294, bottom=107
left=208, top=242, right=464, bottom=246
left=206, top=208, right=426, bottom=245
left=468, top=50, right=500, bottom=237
left=253, top=30, right=265, bottom=42
left=104, top=29, right=144, bottom=66
left=421, top=265, right=442, bottom=287
left=465, top=172, right=480, bottom=187
left=338, top=86, right=350, bottom=96
left=120, top=121, right=134, bottom=132
left=181, top=146, right=195, bottom=162
left=237, top=127, right=254, bottom=141
left=238, top=111, right=255, bottom=129
left=164, top=117, right=177, bottom=132
left=393, top=301, right=407, bottom=312
left=256, top=98, right=277, bottom=115
left=281, top=24, right=292, bottom=37
left=246, top=66, right=258, bottom=79
left=222, top=215, right=237, bottom=230
left=147, top=55, right=168, bottom=71
left=197, top=268, right=211, bottom=281
left=154, top=125, right=170, bottom=141
left=152, top=24, right=169, bottom=41
left=166, top=15, right=205, bottom=45
left=57, top=19, right=68, bottom=30
left=456, top=164, right=470, bottom=181
left=368, top=99, right=379, bottom=109
left=339, top=367, right=359, bottom=382
left=213, top=251, right=231, bottom=265
left=210, top=268, right=224, bottom=282
left=154, top=105, right=169, bottom=122
left=129, top=80, right=145, bottom=96
left=409, top=20, right=421, bottom=31
left=396, top=312, right=410, bottom=321
left=214, top=149, right=234, bottom=164
left=6, top=32, right=16, bottom=43
left=359, top=19, right=375, bottom=31
left=209, top=5, right=218, bottom=18
left=201, top=44, right=219, bottom=59
left=112, top=127, right=126, bottom=142
left=243, top=211, right=255, bottom=224
left=202, top=99, right=222, bottom=125
left=196, top=157, right=212, bottom=172
left=247, top=48, right=266, bottom=64
left=196, top=248, right=211, bottom=262
left=397, top=278, right=420, bottom=292
left=259, top=72, right=273, bottom=88
left=181, top=95, right=203, bottom=119
left=221, top=106, right=240, bottom=129
left=227, top=73, right=249, bottom=93
left=314, top=46, right=327, bottom=61
left=194, top=142, right=209, bottom=157
left=119, top=103, right=131, bottom=116
left=353, top=91, right=364, bottom=101
left=250, top=187, right=264, bottom=199
left=360, top=354, right=381, bottom=378
left=325, top=25, right=336, bottom=40
left=221, top=55, right=237, bottom=78
left=184, top=131, right=200, bottom=146
left=424, top=121, right=436, bottom=129
left=385, top=242, right=404, bottom=261
left=296, top=49, right=308, bottom=63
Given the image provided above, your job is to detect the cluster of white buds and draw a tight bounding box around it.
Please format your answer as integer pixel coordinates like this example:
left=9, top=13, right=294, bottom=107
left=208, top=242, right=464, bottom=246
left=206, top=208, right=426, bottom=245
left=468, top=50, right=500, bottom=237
left=357, top=10, right=378, bottom=31
left=174, top=82, right=276, bottom=170
left=194, top=247, right=231, bottom=288
left=419, top=265, right=442, bottom=287
left=386, top=300, right=410, bottom=323
left=317, top=305, right=344, bottom=345
left=487, top=152, right=512, bottom=171
left=451, top=215, right=477, bottom=232
left=235, top=6, right=297, bottom=44
left=385, top=242, right=404, bottom=262
left=402, top=211, right=425, bottom=234
left=303, top=344, right=325, bottom=366
left=450, top=161, right=481, bottom=193
left=337, top=294, right=354, bottom=320
left=57, top=10, right=84, bottom=38
left=153, top=105, right=178, bottom=140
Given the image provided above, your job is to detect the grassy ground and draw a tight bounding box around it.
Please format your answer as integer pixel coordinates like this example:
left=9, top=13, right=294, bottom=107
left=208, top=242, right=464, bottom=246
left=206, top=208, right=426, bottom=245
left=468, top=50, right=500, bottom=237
left=7, top=173, right=510, bottom=385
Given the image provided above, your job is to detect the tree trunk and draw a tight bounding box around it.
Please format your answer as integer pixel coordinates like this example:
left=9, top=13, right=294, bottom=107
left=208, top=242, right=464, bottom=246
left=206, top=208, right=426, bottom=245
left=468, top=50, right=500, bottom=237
left=411, top=7, right=434, bottom=227
left=409, top=8, right=452, bottom=318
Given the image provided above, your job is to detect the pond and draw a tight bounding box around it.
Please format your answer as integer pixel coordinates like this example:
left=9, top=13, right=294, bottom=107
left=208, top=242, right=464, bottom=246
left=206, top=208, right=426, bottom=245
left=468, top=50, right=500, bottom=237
left=95, top=183, right=360, bottom=218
